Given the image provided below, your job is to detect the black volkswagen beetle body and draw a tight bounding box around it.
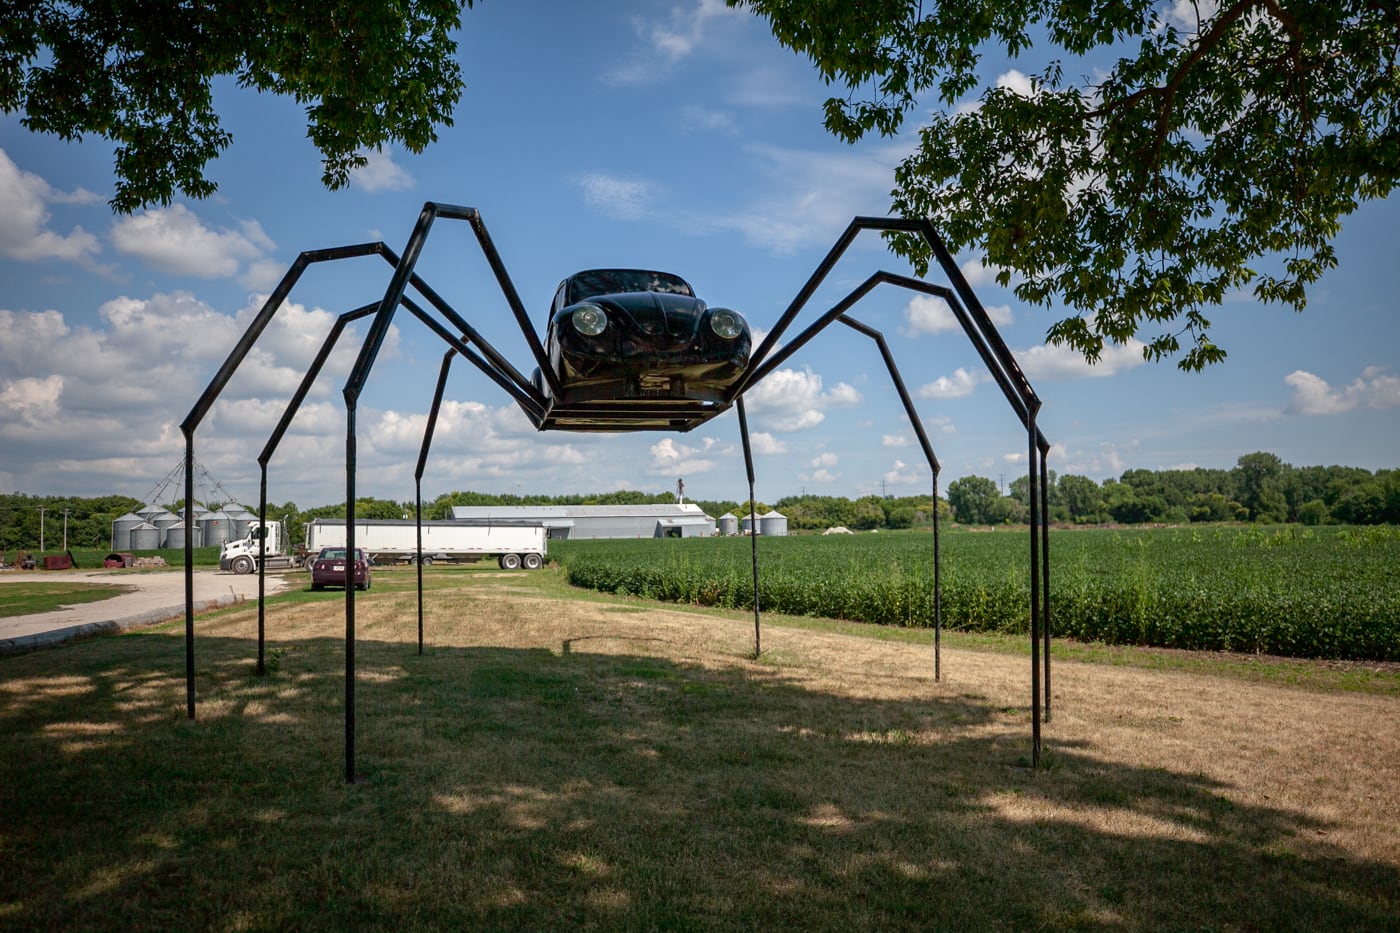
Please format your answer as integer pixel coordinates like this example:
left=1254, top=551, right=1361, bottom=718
left=535, top=269, right=750, bottom=429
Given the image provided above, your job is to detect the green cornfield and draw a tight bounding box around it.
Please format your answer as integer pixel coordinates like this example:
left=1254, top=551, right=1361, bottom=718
left=552, top=526, right=1400, bottom=661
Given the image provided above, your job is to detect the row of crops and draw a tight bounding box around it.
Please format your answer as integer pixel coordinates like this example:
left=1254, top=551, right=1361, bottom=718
left=551, top=526, right=1400, bottom=660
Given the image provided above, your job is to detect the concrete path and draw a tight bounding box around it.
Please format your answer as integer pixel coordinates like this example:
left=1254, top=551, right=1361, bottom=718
left=0, top=568, right=298, bottom=654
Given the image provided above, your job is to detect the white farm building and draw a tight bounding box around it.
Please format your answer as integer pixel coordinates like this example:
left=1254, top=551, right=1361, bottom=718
left=449, top=503, right=716, bottom=540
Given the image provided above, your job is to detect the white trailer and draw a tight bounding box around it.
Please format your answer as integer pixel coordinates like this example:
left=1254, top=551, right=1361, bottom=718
left=304, top=518, right=548, bottom=569
left=220, top=521, right=300, bottom=574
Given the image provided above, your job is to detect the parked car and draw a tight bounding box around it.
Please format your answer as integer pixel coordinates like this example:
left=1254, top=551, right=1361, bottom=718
left=309, top=547, right=371, bottom=591
left=535, top=268, right=751, bottom=404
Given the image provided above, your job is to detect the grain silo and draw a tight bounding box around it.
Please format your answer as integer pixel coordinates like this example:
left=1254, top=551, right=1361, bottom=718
left=150, top=510, right=181, bottom=539
left=225, top=505, right=256, bottom=539
left=137, top=502, right=168, bottom=522
left=162, top=520, right=202, bottom=550
left=129, top=521, right=162, bottom=550
left=758, top=510, right=788, bottom=537
left=717, top=512, right=738, bottom=536
left=110, top=512, right=145, bottom=549
left=200, top=509, right=234, bottom=548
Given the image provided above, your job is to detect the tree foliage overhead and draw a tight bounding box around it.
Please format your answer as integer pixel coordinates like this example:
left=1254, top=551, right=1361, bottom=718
left=1, top=0, right=471, bottom=212
left=734, top=0, right=1400, bottom=370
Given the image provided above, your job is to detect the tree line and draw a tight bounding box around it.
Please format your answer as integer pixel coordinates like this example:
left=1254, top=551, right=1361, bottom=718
left=949, top=452, right=1399, bottom=526
left=1, top=452, right=1395, bottom=553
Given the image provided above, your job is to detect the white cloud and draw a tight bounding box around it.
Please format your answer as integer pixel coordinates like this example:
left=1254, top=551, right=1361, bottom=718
left=954, top=68, right=1039, bottom=117
left=958, top=252, right=1005, bottom=288
left=1161, top=0, right=1221, bottom=33
left=607, top=0, right=744, bottom=84
left=1285, top=367, right=1400, bottom=416
left=882, top=434, right=909, bottom=447
left=0, top=148, right=102, bottom=265
left=681, top=104, right=737, bottom=134
left=902, top=293, right=1012, bottom=338
left=648, top=0, right=738, bottom=60
left=917, top=367, right=988, bottom=399
left=110, top=205, right=274, bottom=278
left=811, top=452, right=838, bottom=468
left=925, top=414, right=955, bottom=435
left=0, top=374, right=64, bottom=425
left=240, top=259, right=289, bottom=292
left=350, top=146, right=414, bottom=193
left=1017, top=337, right=1147, bottom=381
left=578, top=174, right=653, bottom=220
left=1054, top=441, right=1139, bottom=479
left=744, top=368, right=862, bottom=431
left=704, top=143, right=908, bottom=253
left=883, top=458, right=924, bottom=487
left=648, top=436, right=720, bottom=474
left=749, top=432, right=787, bottom=455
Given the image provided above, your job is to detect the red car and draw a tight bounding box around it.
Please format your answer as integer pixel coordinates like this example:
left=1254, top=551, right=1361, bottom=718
left=309, top=547, right=371, bottom=591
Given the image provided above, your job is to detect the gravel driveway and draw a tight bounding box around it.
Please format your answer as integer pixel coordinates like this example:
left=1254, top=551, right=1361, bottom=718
left=0, top=568, right=298, bottom=654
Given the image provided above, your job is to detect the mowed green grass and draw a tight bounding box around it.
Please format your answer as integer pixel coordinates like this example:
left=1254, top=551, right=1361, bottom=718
left=0, top=581, right=136, bottom=618
left=554, top=525, right=1400, bottom=660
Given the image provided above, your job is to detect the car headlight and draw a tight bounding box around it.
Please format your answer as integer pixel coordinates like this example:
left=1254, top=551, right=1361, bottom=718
left=571, top=303, right=608, bottom=336
left=709, top=308, right=745, bottom=339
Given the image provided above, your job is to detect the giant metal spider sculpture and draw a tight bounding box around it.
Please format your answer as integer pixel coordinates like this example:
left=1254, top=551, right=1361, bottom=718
left=179, top=203, right=1053, bottom=782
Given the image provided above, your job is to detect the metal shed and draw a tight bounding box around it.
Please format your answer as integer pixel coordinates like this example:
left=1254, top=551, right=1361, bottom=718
left=450, top=503, right=715, bottom=539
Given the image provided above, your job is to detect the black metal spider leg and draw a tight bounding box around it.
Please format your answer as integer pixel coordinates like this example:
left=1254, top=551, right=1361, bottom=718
left=414, top=347, right=458, bottom=657
left=346, top=203, right=555, bottom=423
left=180, top=242, right=401, bottom=721
left=399, top=296, right=545, bottom=423
left=736, top=397, right=761, bottom=658
left=338, top=198, right=560, bottom=782
left=252, top=301, right=382, bottom=674
left=1041, top=448, right=1052, bottom=719
left=836, top=314, right=945, bottom=682
left=726, top=209, right=1053, bottom=765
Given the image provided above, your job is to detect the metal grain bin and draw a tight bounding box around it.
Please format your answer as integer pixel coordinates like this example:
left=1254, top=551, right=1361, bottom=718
left=151, top=510, right=181, bottom=536
left=137, top=503, right=167, bottom=521
left=163, top=521, right=202, bottom=549
left=199, top=510, right=234, bottom=549
left=225, top=506, right=256, bottom=539
left=129, top=522, right=162, bottom=551
left=717, top=513, right=738, bottom=536
left=111, top=512, right=144, bottom=549
left=161, top=518, right=203, bottom=549
left=759, top=510, right=788, bottom=537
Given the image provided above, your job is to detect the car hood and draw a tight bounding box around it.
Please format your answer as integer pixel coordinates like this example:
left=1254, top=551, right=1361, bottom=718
left=591, top=291, right=708, bottom=341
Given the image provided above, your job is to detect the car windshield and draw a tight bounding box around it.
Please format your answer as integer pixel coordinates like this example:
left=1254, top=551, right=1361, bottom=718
left=318, top=548, right=361, bottom=561
left=567, top=270, right=693, bottom=304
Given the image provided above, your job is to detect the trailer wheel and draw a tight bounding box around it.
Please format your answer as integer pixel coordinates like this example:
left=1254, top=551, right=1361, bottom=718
left=500, top=552, right=522, bottom=570
left=231, top=556, right=254, bottom=575
left=522, top=553, right=543, bottom=570
left=420, top=556, right=433, bottom=567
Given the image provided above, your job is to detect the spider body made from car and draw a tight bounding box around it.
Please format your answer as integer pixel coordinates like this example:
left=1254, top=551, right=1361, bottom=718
left=180, top=202, right=1053, bottom=780
left=534, top=267, right=752, bottom=429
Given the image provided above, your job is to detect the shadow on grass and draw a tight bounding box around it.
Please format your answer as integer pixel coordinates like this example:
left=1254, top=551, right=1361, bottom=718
left=1, top=627, right=1396, bottom=932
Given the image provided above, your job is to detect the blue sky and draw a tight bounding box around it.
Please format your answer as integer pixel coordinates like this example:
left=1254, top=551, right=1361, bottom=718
left=1, top=0, right=1397, bottom=510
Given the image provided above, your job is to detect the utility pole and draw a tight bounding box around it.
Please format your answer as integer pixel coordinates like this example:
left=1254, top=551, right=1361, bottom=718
left=36, top=506, right=46, bottom=552
left=62, top=508, right=71, bottom=550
